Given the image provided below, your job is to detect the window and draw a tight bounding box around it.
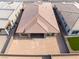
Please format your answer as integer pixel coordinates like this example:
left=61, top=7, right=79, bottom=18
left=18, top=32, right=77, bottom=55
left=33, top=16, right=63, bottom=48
left=21, top=33, right=28, bottom=36
left=61, top=17, right=67, bottom=26
left=62, top=17, right=64, bottom=21
left=31, top=33, right=44, bottom=38
left=72, top=31, right=79, bottom=34
left=67, top=29, right=70, bottom=32
left=47, top=33, right=54, bottom=36
left=65, top=24, right=67, bottom=27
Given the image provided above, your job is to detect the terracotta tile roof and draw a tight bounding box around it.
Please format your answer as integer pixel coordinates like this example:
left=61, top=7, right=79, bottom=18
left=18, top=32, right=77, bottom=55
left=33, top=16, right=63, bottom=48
left=16, top=2, right=60, bottom=33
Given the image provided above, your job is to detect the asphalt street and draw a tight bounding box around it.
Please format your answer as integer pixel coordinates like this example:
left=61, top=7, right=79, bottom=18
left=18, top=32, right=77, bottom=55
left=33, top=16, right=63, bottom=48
left=0, top=0, right=79, bottom=2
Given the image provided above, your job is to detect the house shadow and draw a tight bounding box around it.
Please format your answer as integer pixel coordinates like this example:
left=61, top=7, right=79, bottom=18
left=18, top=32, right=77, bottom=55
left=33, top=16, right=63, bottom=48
left=42, top=55, right=51, bottom=59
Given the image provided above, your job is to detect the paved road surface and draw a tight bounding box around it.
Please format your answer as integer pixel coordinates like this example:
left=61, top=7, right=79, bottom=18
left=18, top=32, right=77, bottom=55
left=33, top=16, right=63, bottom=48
left=0, top=0, right=79, bottom=2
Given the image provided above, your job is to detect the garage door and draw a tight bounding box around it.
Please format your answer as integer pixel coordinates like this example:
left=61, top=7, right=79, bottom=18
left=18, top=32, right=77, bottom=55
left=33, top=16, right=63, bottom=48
left=31, top=33, right=44, bottom=38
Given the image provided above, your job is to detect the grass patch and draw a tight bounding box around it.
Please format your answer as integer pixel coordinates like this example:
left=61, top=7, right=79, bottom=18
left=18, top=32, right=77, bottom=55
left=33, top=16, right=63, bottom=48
left=68, top=37, right=79, bottom=51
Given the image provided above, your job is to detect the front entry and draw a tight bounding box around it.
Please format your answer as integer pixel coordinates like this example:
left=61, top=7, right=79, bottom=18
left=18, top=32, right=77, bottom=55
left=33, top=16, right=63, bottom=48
left=30, top=33, right=44, bottom=38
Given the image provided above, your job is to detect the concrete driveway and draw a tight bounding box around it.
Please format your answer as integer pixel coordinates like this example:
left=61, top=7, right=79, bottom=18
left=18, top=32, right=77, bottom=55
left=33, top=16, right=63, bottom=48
left=5, top=36, right=60, bottom=55
left=0, top=35, right=7, bottom=53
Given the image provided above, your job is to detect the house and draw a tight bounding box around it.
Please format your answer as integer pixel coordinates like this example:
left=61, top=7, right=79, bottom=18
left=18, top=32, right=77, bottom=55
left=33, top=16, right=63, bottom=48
left=0, top=9, right=13, bottom=35
left=0, top=2, right=23, bottom=24
left=16, top=2, right=60, bottom=38
left=0, top=2, right=23, bottom=16
left=0, top=2, right=23, bottom=35
left=54, top=2, right=79, bottom=35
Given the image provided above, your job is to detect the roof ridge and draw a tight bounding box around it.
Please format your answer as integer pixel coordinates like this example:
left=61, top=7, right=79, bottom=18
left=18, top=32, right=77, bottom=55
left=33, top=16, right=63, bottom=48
left=37, top=14, right=49, bottom=32
left=23, top=15, right=38, bottom=33
left=37, top=20, right=48, bottom=33
left=71, top=16, right=79, bottom=31
left=39, top=14, right=59, bottom=33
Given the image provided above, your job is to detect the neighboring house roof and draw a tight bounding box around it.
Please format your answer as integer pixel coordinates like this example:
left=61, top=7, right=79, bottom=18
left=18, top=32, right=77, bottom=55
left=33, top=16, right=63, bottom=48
left=0, top=20, right=10, bottom=29
left=0, top=2, right=22, bottom=10
left=55, top=3, right=79, bottom=30
left=72, top=18, right=79, bottom=30
left=16, top=2, right=60, bottom=33
left=0, top=9, right=13, bottom=19
left=54, top=3, right=79, bottom=13
left=61, top=11, right=79, bottom=29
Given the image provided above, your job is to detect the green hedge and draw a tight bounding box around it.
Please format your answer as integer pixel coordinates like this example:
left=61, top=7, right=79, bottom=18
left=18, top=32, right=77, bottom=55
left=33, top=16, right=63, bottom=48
left=68, top=37, right=79, bottom=51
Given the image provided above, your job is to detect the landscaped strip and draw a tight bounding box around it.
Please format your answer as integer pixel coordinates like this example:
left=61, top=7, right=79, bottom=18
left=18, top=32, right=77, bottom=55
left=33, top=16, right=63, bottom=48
left=68, top=37, right=79, bottom=51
